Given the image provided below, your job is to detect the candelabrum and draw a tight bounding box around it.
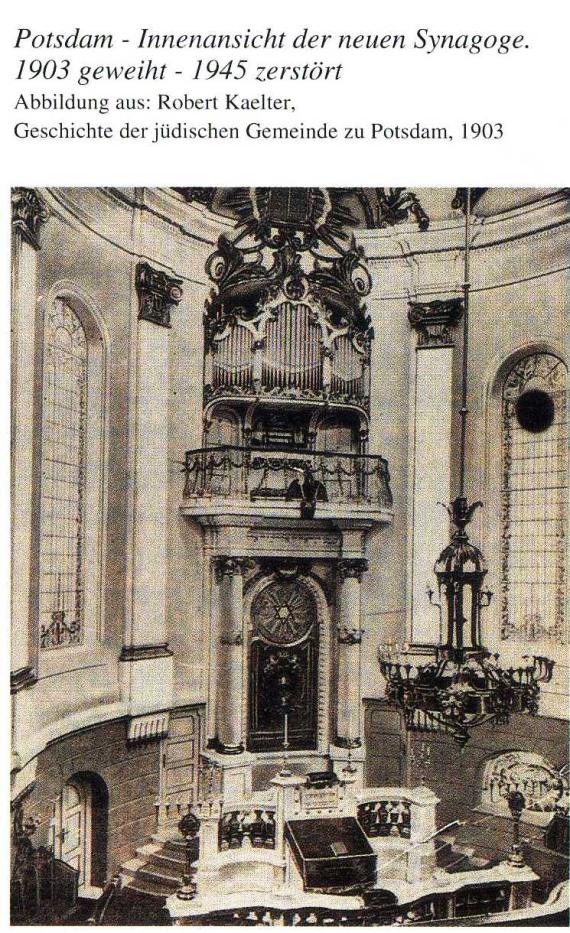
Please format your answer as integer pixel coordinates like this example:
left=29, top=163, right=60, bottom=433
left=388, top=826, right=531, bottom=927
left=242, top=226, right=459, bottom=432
left=504, top=790, right=526, bottom=868
left=280, top=707, right=292, bottom=777
left=176, top=811, right=201, bottom=900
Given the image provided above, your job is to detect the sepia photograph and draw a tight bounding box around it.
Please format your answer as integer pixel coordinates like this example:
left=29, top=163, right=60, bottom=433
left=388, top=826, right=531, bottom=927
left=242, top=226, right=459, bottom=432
left=10, top=186, right=569, bottom=925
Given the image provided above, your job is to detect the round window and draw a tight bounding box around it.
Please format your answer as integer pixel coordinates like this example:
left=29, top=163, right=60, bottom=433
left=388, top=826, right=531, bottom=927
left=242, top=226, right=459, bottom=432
left=515, top=388, right=555, bottom=433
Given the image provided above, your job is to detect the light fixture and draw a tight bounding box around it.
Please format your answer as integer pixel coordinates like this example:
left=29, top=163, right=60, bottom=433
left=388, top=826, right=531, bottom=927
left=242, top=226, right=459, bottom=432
left=379, top=189, right=554, bottom=745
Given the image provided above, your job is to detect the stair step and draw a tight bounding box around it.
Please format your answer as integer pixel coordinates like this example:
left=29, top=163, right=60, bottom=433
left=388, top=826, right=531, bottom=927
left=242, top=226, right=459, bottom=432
left=165, top=837, right=189, bottom=847
left=152, top=838, right=188, bottom=854
left=152, top=832, right=186, bottom=847
left=121, top=856, right=147, bottom=876
left=137, top=842, right=162, bottom=858
left=149, top=851, right=187, bottom=871
left=137, top=844, right=186, bottom=870
left=123, top=876, right=171, bottom=898
left=137, top=864, right=183, bottom=885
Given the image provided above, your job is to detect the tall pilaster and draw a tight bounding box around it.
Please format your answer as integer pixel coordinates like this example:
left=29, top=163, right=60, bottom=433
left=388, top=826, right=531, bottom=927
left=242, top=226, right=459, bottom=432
left=120, top=262, right=182, bottom=712
left=11, top=188, right=49, bottom=695
left=215, top=557, right=248, bottom=753
left=335, top=558, right=368, bottom=747
left=407, top=299, right=463, bottom=645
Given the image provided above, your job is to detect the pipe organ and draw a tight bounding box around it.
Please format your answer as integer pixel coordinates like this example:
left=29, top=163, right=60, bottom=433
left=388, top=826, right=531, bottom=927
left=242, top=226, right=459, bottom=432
left=207, top=297, right=369, bottom=405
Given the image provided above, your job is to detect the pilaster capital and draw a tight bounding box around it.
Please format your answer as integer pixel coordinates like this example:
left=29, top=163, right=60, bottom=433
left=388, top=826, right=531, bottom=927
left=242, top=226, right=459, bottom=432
left=337, top=626, right=365, bottom=645
left=337, top=558, right=368, bottom=581
left=135, top=261, right=183, bottom=328
left=213, top=556, right=252, bottom=582
left=408, top=298, right=463, bottom=348
left=11, top=188, right=49, bottom=250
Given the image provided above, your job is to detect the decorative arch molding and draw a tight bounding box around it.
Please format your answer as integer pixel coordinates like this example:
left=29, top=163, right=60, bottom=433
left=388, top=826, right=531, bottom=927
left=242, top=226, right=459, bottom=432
left=480, top=750, right=568, bottom=827
left=310, top=405, right=369, bottom=443
left=202, top=402, right=242, bottom=447
left=243, top=568, right=332, bottom=754
left=43, top=280, right=111, bottom=350
left=37, top=282, right=109, bottom=652
left=55, top=771, right=109, bottom=890
left=485, top=340, right=567, bottom=404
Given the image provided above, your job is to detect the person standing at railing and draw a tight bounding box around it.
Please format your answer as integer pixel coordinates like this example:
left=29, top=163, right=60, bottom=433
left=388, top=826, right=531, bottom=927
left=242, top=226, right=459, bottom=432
left=285, top=464, right=328, bottom=518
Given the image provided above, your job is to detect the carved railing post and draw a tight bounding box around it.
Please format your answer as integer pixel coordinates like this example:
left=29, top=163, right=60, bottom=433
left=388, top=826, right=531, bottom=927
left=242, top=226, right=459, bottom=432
left=406, top=786, right=439, bottom=884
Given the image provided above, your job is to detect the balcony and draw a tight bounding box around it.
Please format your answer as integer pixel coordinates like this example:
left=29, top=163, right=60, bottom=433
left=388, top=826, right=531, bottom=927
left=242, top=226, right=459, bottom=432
left=180, top=445, right=393, bottom=525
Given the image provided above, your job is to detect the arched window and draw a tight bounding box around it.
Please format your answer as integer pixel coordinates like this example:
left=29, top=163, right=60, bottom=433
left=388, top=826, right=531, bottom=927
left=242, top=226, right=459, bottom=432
left=39, top=296, right=105, bottom=650
left=500, top=352, right=567, bottom=646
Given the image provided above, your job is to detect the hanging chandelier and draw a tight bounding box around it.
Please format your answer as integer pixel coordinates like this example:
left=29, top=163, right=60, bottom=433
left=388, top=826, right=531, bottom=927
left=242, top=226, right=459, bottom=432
left=378, top=495, right=555, bottom=745
left=378, top=189, right=554, bottom=746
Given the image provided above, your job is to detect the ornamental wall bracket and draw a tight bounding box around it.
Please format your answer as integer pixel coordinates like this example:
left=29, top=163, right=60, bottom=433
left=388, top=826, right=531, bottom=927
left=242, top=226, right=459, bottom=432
left=12, top=188, right=49, bottom=250
left=135, top=261, right=183, bottom=328
left=408, top=297, right=464, bottom=348
left=127, top=711, right=170, bottom=744
left=337, top=558, right=369, bottom=581
left=337, top=626, right=365, bottom=645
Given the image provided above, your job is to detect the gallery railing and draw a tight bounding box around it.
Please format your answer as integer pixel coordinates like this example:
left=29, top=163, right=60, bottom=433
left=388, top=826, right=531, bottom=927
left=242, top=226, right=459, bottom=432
left=182, top=446, right=392, bottom=509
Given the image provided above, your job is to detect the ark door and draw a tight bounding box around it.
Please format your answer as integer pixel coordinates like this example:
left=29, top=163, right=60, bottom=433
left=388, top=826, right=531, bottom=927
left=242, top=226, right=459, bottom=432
left=248, top=576, right=318, bottom=752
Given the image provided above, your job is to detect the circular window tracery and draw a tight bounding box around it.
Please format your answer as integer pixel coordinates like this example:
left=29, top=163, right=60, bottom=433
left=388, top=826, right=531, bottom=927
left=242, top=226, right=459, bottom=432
left=252, top=579, right=317, bottom=645
left=515, top=388, right=555, bottom=433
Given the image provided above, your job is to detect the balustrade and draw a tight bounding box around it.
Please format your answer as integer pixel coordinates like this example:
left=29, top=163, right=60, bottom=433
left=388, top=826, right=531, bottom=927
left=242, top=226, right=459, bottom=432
left=218, top=807, right=277, bottom=851
left=183, top=445, right=392, bottom=509
left=357, top=799, right=411, bottom=839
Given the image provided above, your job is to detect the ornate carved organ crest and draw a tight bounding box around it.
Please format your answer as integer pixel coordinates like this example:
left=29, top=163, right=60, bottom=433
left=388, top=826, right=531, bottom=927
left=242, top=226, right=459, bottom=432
left=202, top=188, right=374, bottom=411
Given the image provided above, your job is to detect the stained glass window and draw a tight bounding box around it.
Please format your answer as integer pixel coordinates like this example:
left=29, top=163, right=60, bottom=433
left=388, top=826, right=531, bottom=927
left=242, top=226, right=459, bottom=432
left=501, top=352, right=567, bottom=645
left=39, top=299, right=87, bottom=649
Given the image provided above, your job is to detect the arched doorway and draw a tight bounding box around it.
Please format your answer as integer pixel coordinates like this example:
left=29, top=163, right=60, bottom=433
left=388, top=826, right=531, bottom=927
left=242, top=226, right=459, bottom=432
left=57, top=773, right=108, bottom=892
left=248, top=575, right=320, bottom=752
